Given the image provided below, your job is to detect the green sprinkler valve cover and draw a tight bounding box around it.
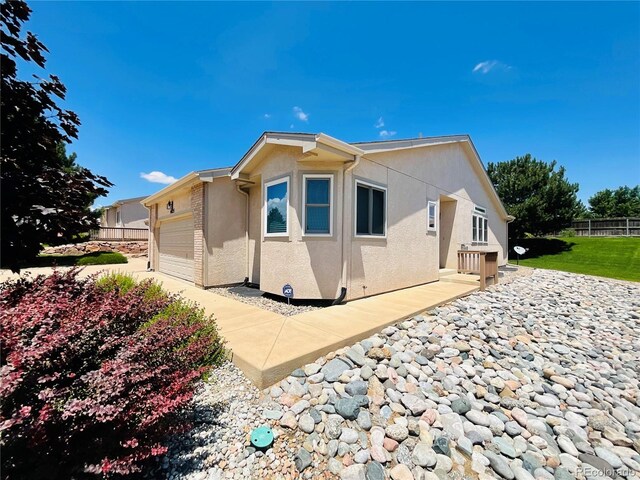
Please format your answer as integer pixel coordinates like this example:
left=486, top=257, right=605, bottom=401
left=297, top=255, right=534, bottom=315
left=250, top=426, right=274, bottom=449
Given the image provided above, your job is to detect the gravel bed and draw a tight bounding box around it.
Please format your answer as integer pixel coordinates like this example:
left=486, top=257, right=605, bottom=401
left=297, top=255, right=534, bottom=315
left=207, top=286, right=323, bottom=317
left=160, top=269, right=640, bottom=480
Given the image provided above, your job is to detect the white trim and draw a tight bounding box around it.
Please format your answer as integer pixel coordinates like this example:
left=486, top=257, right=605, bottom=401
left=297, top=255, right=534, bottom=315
left=427, top=200, right=437, bottom=232
left=354, top=179, right=387, bottom=239
left=264, top=176, right=290, bottom=238
left=302, top=174, right=334, bottom=237
left=116, top=208, right=122, bottom=227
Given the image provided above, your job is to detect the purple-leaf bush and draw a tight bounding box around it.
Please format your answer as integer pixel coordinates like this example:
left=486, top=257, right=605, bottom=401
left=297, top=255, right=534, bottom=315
left=0, top=270, right=226, bottom=479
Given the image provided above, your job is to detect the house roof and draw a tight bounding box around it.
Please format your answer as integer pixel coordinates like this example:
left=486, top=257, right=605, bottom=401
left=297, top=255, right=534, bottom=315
left=229, top=132, right=364, bottom=180
left=141, top=167, right=231, bottom=206
left=106, top=196, right=148, bottom=208
left=352, top=134, right=510, bottom=219
left=141, top=131, right=511, bottom=220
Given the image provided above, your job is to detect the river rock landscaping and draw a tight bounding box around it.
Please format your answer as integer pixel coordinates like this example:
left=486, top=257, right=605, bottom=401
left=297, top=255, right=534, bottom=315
left=160, top=268, right=640, bottom=480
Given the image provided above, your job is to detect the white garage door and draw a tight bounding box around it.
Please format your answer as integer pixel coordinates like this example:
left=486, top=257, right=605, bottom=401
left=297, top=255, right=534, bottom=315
left=159, top=216, right=194, bottom=282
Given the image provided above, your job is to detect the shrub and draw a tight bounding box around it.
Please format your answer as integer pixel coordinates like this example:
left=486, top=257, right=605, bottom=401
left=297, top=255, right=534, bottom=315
left=0, top=270, right=226, bottom=479
left=75, top=252, right=128, bottom=265
left=558, top=228, right=576, bottom=237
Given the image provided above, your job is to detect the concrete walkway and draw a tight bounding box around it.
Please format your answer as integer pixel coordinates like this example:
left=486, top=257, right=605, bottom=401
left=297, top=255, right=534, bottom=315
left=1, top=259, right=479, bottom=388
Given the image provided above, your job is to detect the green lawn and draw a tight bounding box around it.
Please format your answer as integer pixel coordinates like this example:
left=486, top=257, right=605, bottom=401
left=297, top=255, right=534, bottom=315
left=25, top=252, right=128, bottom=268
left=510, top=236, right=640, bottom=282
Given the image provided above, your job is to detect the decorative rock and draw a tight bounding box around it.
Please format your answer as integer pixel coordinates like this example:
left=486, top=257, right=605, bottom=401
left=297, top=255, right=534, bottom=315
left=346, top=381, right=369, bottom=396
left=366, top=461, right=386, bottom=480
left=336, top=398, right=361, bottom=420
left=340, top=428, right=359, bottom=444
left=484, top=451, right=515, bottom=479
left=412, top=443, right=437, bottom=467
left=356, top=409, right=372, bottom=431
left=401, top=394, right=428, bottom=416
left=329, top=457, right=344, bottom=475
left=433, top=436, right=451, bottom=456
left=451, top=397, right=472, bottom=415
left=322, top=358, right=351, bottom=382
left=298, top=414, right=315, bottom=433
left=294, top=448, right=312, bottom=472
left=389, top=464, right=414, bottom=480
left=280, top=411, right=297, bottom=429
left=340, top=463, right=365, bottom=480
left=385, top=424, right=409, bottom=443
left=326, top=418, right=343, bottom=439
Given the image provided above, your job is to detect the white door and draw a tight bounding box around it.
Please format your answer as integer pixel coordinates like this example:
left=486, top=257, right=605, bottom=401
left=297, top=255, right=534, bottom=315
left=158, top=216, right=194, bottom=281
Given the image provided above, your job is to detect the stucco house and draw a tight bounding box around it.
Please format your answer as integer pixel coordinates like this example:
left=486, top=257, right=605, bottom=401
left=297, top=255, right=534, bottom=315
left=141, top=132, right=512, bottom=301
left=101, top=196, right=149, bottom=229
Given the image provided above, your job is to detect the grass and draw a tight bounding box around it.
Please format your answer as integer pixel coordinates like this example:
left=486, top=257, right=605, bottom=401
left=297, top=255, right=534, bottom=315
left=510, top=236, right=640, bottom=282
left=26, top=252, right=128, bottom=268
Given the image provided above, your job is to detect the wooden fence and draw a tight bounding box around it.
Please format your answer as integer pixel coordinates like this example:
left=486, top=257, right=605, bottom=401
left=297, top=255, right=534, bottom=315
left=90, top=227, right=148, bottom=241
left=457, top=250, right=499, bottom=291
left=571, top=218, right=640, bottom=237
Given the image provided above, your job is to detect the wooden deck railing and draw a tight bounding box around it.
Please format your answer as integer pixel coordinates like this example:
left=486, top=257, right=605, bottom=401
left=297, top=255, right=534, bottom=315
left=90, top=227, right=148, bottom=241
left=457, top=250, right=499, bottom=291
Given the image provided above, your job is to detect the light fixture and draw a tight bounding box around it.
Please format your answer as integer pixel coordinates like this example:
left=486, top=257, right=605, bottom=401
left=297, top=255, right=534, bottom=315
left=166, top=200, right=174, bottom=213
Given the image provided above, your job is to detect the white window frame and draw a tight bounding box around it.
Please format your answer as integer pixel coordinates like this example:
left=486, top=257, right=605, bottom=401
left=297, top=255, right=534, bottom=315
left=302, top=174, right=334, bottom=237
left=116, top=208, right=122, bottom=227
left=264, top=176, right=290, bottom=238
left=472, top=205, right=488, bottom=244
left=354, top=179, right=387, bottom=238
left=427, top=200, right=437, bottom=232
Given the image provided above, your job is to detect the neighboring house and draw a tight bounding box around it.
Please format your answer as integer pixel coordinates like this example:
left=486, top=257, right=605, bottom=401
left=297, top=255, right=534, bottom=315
left=101, top=196, right=149, bottom=229
left=142, top=132, right=513, bottom=301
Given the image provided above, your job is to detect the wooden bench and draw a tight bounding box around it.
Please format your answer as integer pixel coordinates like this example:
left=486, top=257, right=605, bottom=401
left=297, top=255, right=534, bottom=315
left=457, top=250, right=499, bottom=291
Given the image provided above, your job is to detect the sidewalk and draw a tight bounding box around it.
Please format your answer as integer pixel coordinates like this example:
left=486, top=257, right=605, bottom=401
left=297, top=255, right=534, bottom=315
left=1, top=259, right=479, bottom=388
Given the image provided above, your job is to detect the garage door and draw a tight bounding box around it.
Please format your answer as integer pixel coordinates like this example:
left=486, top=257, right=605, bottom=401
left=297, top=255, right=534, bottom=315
left=159, top=216, right=194, bottom=281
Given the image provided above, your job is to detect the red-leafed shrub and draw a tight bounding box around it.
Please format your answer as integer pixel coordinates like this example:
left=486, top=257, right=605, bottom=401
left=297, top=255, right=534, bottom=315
left=0, top=270, right=226, bottom=479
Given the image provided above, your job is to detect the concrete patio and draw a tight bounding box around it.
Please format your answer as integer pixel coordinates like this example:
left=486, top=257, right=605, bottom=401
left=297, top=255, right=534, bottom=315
left=1, top=258, right=480, bottom=388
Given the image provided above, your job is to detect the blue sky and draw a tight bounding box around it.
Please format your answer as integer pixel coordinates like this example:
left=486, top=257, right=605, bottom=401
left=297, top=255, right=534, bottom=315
left=26, top=1, right=640, bottom=206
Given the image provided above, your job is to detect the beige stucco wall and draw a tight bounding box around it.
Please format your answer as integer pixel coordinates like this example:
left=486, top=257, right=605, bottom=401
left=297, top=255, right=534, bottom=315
left=204, top=177, right=247, bottom=286
left=245, top=146, right=345, bottom=300
left=347, top=161, right=439, bottom=300
left=120, top=202, right=149, bottom=228
left=358, top=142, right=508, bottom=272
left=247, top=183, right=262, bottom=285
left=240, top=142, right=507, bottom=301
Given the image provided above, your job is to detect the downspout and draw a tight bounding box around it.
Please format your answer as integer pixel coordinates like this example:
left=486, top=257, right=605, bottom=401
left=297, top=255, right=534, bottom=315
left=236, top=183, right=250, bottom=284
left=335, top=155, right=361, bottom=305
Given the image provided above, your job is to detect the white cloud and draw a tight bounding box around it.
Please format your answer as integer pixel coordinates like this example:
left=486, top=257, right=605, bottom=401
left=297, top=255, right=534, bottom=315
left=267, top=196, right=287, bottom=217
left=379, top=130, right=397, bottom=139
left=263, top=113, right=271, bottom=119
left=293, top=106, right=309, bottom=122
left=140, top=171, right=178, bottom=185
left=472, top=60, right=511, bottom=74
left=374, top=117, right=384, bottom=128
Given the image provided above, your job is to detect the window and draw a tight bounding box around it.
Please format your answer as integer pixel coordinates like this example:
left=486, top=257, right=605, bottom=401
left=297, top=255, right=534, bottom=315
left=427, top=201, right=437, bottom=232
left=116, top=209, right=122, bottom=226
left=472, top=205, right=488, bottom=243
left=303, top=174, right=333, bottom=235
left=265, top=177, right=289, bottom=236
left=355, top=181, right=386, bottom=236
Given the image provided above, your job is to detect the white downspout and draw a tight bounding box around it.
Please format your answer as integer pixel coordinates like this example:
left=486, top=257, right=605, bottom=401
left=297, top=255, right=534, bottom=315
left=340, top=155, right=361, bottom=297
left=236, top=183, right=250, bottom=281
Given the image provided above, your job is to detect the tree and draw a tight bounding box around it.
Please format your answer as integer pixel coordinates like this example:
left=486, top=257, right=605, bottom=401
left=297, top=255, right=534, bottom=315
left=487, top=154, right=582, bottom=239
left=1, top=0, right=112, bottom=271
left=588, top=186, right=640, bottom=218
left=266, top=207, right=285, bottom=232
